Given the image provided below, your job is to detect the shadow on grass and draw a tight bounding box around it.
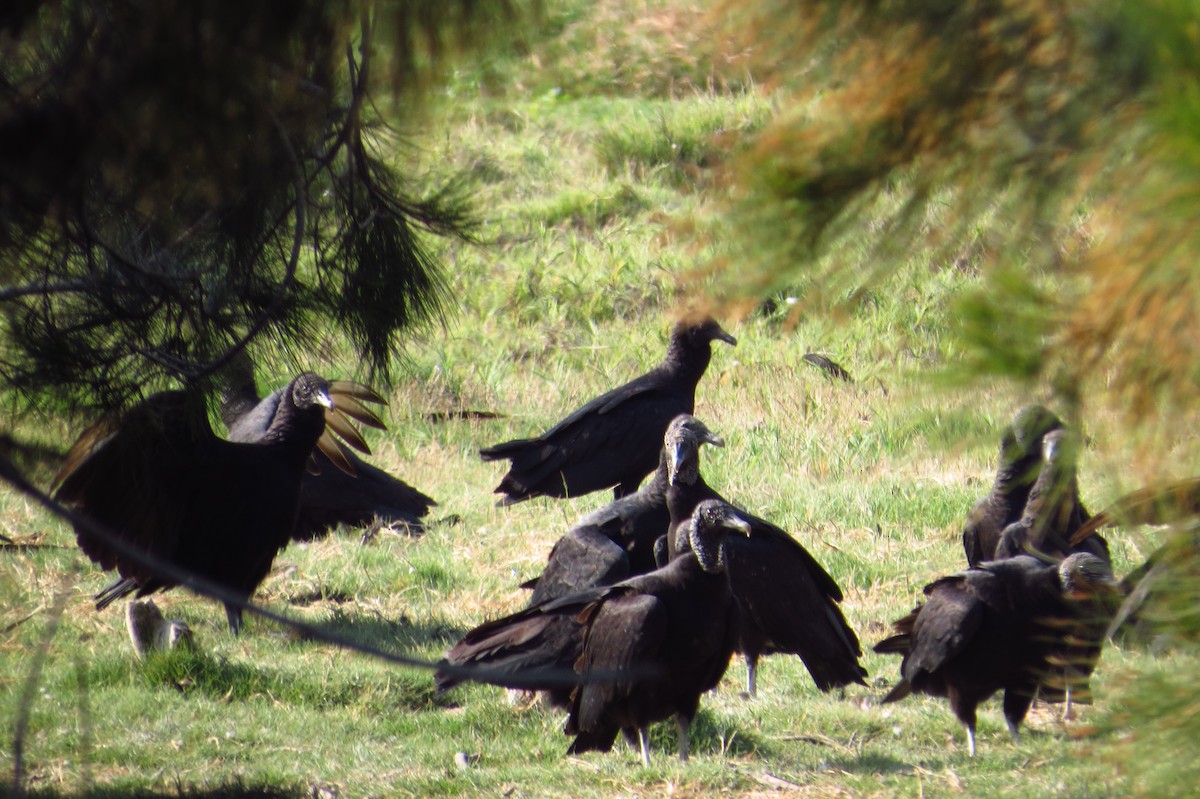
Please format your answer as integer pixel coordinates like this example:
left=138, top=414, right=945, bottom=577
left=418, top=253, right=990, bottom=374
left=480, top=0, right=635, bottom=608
left=823, top=749, right=931, bottom=776
left=292, top=606, right=461, bottom=654
left=82, top=635, right=451, bottom=712
left=4, top=779, right=304, bottom=799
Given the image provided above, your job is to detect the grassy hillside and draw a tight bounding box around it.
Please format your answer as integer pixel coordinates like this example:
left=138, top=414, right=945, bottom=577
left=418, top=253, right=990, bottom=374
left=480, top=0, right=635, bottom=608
left=0, top=2, right=1183, bottom=797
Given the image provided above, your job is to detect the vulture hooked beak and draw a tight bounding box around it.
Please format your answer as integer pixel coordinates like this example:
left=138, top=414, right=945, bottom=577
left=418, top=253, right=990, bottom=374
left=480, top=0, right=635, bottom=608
left=726, top=512, right=752, bottom=537
left=665, top=426, right=725, bottom=486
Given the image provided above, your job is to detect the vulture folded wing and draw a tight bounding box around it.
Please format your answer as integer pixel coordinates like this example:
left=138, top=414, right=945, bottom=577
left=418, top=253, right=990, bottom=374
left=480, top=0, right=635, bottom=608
left=723, top=531, right=865, bottom=690
left=906, top=576, right=986, bottom=678
left=526, top=526, right=631, bottom=606
left=572, top=592, right=668, bottom=734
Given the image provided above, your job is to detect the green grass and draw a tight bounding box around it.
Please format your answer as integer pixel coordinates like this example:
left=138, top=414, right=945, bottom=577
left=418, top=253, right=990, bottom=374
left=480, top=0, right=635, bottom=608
left=0, top=1, right=1184, bottom=797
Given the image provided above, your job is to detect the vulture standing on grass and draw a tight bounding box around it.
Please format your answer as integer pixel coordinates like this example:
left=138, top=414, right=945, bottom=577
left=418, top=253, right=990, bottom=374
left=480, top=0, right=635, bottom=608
left=988, top=429, right=1111, bottom=718
left=446, top=418, right=724, bottom=710
left=480, top=317, right=736, bottom=505
left=874, top=553, right=1120, bottom=757
left=436, top=498, right=750, bottom=761
left=220, top=358, right=436, bottom=539
left=53, top=372, right=365, bottom=633
left=664, top=414, right=867, bottom=697
left=962, top=404, right=1065, bottom=566
left=520, top=416, right=726, bottom=605
left=564, top=499, right=747, bottom=766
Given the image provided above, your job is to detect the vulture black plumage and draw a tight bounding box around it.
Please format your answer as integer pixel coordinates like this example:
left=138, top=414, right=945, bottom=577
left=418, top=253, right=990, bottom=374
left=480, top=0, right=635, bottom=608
left=522, top=526, right=632, bottom=608
left=663, top=414, right=867, bottom=696
left=988, top=430, right=1111, bottom=717
left=520, top=415, right=726, bottom=605
left=444, top=417, right=723, bottom=710
left=995, top=429, right=1107, bottom=564
left=564, top=499, right=747, bottom=765
left=874, top=553, right=1120, bottom=756
left=437, top=498, right=749, bottom=766
left=52, top=372, right=361, bottom=633
left=220, top=359, right=436, bottom=539
left=962, top=404, right=1065, bottom=567
left=479, top=317, right=735, bottom=505
left=436, top=579, right=592, bottom=710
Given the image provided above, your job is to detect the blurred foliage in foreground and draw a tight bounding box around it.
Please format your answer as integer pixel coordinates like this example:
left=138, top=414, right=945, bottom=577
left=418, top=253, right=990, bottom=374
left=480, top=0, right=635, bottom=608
left=706, top=2, right=1200, bottom=796
left=710, top=0, right=1199, bottom=436
left=1097, top=521, right=1200, bottom=797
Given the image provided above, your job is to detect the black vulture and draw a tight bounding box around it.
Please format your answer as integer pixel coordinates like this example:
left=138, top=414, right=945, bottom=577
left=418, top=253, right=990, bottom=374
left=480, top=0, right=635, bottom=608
left=664, top=415, right=867, bottom=696
left=436, top=499, right=749, bottom=759
left=564, top=499, right=747, bottom=766
left=995, top=429, right=1107, bottom=564
left=988, top=429, right=1114, bottom=719
left=874, top=553, right=1120, bottom=756
left=962, top=404, right=1065, bottom=566
left=1037, top=577, right=1122, bottom=719
left=479, top=317, right=736, bottom=505
left=53, top=372, right=357, bottom=633
left=220, top=359, right=436, bottom=539
left=519, top=415, right=726, bottom=605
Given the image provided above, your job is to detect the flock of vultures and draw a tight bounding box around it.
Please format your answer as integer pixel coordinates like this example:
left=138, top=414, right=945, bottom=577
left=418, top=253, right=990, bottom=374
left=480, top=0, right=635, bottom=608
left=47, top=317, right=1162, bottom=765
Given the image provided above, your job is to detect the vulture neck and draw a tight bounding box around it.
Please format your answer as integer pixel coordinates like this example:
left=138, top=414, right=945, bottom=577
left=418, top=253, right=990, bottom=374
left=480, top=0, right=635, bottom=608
left=666, top=473, right=707, bottom=557
left=662, top=333, right=712, bottom=383
left=259, top=396, right=326, bottom=458
left=690, top=529, right=728, bottom=574
left=1022, top=461, right=1076, bottom=535
left=993, top=450, right=1041, bottom=503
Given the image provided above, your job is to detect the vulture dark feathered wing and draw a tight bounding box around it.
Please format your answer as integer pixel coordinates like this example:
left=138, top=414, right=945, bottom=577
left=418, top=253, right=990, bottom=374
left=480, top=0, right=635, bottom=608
left=435, top=582, right=603, bottom=710
left=962, top=404, right=1065, bottom=567
left=664, top=414, right=867, bottom=696
left=220, top=359, right=436, bottom=539
left=874, top=553, right=1119, bottom=756
left=522, top=526, right=631, bottom=608
left=438, top=500, right=750, bottom=766
left=480, top=318, right=735, bottom=505
left=53, top=373, right=353, bottom=633
left=520, top=416, right=725, bottom=605
left=563, top=499, right=747, bottom=766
